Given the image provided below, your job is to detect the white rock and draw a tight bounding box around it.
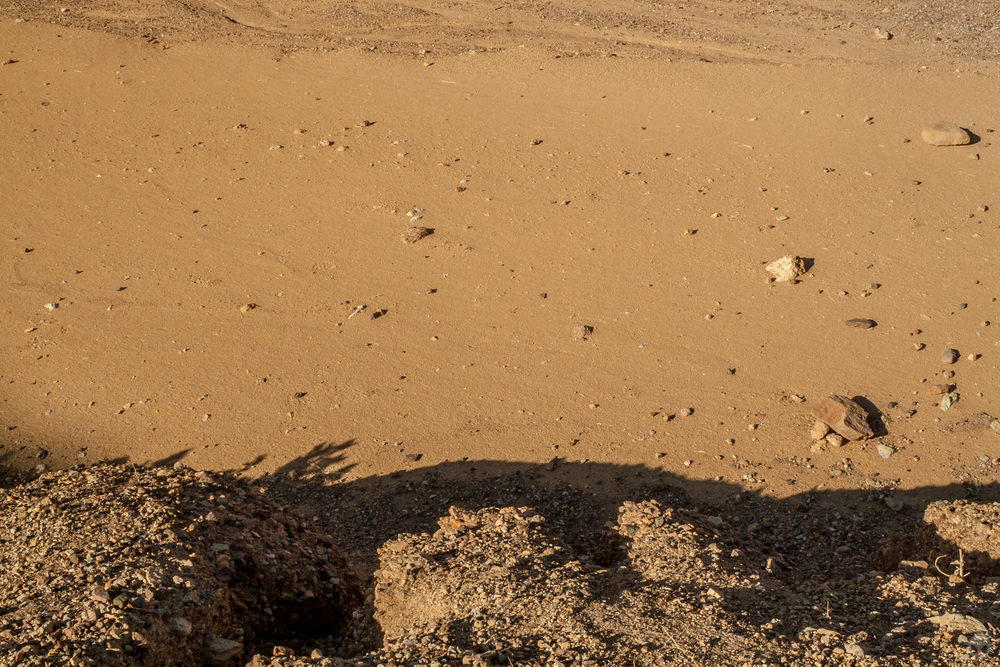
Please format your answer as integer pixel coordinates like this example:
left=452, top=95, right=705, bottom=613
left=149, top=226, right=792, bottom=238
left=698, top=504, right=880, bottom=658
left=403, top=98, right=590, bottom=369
left=765, top=255, right=806, bottom=283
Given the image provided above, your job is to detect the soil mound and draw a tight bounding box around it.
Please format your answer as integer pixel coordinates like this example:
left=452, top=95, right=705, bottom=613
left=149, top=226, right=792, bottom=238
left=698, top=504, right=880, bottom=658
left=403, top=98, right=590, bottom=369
left=0, top=465, right=361, bottom=666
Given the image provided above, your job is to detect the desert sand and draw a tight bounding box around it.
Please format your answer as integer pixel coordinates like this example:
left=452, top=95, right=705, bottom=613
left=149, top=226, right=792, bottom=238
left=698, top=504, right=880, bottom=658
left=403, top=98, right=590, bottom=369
left=2, top=0, right=1000, bottom=500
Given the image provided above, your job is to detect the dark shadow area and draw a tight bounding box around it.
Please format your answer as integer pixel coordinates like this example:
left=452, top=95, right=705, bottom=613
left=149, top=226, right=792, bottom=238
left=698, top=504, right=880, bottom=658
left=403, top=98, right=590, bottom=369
left=852, top=395, right=888, bottom=437
left=247, top=457, right=1000, bottom=663
left=966, top=129, right=982, bottom=145
left=273, top=439, right=356, bottom=481
left=146, top=448, right=191, bottom=468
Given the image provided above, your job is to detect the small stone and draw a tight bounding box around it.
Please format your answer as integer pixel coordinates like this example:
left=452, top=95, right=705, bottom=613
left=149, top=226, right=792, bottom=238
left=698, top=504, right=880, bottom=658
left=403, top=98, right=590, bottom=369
left=990, top=419, right=1000, bottom=434
left=941, top=348, right=959, bottom=364
left=208, top=638, right=243, bottom=664
left=844, top=642, right=866, bottom=657
left=913, top=342, right=925, bottom=351
left=812, top=395, right=874, bottom=440
left=572, top=324, right=594, bottom=341
left=679, top=407, right=693, bottom=417
left=89, top=584, right=110, bottom=603
left=876, top=444, right=896, bottom=459
left=43, top=302, right=59, bottom=311
left=928, top=384, right=952, bottom=395
left=874, top=27, right=892, bottom=40
left=940, top=393, right=957, bottom=411
left=402, top=453, right=422, bottom=462
left=765, top=255, right=806, bottom=283
left=825, top=433, right=845, bottom=448
left=921, top=121, right=971, bottom=147
left=884, top=496, right=904, bottom=511
left=845, top=318, right=877, bottom=329
left=810, top=421, right=830, bottom=440
left=401, top=226, right=434, bottom=244
left=239, top=303, right=257, bottom=313
left=170, top=617, right=192, bottom=636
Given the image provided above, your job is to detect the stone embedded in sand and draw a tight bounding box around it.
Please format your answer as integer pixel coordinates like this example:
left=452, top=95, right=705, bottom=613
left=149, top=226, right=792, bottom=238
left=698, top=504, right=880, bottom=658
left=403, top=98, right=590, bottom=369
left=811, top=394, right=874, bottom=440
left=401, top=226, right=434, bottom=244
left=921, top=122, right=971, bottom=147
left=765, top=255, right=806, bottom=283
left=845, top=318, right=877, bottom=329
left=928, top=383, right=952, bottom=395
left=572, top=324, right=594, bottom=341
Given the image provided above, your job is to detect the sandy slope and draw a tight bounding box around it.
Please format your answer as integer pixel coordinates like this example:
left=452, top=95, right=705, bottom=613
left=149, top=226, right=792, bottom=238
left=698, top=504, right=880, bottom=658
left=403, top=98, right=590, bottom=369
left=1, top=3, right=999, bottom=499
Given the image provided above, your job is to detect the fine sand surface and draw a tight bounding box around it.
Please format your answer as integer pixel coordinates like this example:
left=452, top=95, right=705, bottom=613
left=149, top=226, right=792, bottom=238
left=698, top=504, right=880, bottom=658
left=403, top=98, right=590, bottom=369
left=1, top=2, right=999, bottom=500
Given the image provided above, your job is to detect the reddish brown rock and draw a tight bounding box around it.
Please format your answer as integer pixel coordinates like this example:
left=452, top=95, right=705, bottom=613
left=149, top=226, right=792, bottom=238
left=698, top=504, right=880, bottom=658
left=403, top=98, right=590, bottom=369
left=811, top=394, right=874, bottom=440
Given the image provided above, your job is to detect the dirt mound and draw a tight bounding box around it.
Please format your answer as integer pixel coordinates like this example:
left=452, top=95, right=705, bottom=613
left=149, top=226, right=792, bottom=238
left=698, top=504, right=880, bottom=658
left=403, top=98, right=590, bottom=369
left=0, top=464, right=361, bottom=666
left=252, top=497, right=1000, bottom=666
left=2, top=464, right=999, bottom=665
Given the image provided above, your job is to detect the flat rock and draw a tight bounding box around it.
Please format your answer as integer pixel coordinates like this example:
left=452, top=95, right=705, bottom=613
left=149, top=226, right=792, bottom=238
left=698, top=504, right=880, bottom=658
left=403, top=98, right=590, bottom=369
left=876, top=444, right=895, bottom=459
left=845, top=318, right=877, bottom=329
left=927, top=614, right=987, bottom=635
left=811, top=395, right=874, bottom=440
left=765, top=255, right=806, bottom=282
left=921, top=122, right=971, bottom=147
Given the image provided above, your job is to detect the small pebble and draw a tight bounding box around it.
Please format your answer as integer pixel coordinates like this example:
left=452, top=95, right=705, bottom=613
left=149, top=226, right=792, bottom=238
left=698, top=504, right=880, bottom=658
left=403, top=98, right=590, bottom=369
left=679, top=407, right=693, bottom=417
left=845, top=318, right=877, bottom=329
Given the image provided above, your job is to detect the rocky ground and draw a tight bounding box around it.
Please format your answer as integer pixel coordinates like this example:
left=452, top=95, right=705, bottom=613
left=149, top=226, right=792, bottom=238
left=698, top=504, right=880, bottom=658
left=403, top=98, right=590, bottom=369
left=1, top=463, right=998, bottom=665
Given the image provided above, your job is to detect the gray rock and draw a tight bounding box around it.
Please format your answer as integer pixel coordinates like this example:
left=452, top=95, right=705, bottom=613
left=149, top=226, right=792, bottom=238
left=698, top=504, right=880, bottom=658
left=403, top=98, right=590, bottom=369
left=941, top=348, right=960, bottom=364
left=208, top=638, right=243, bottom=664
left=876, top=444, right=896, bottom=459
left=844, top=642, right=866, bottom=657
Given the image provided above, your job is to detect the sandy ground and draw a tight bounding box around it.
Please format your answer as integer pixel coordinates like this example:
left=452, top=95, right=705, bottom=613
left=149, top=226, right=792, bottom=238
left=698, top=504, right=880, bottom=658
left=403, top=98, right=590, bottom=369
left=1, top=1, right=999, bottom=501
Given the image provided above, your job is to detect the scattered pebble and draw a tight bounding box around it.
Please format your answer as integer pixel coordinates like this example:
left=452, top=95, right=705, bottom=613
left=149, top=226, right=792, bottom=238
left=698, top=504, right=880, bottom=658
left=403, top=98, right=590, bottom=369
left=874, top=27, right=892, bottom=40
left=845, top=318, right=877, bottom=329
left=239, top=303, right=258, bottom=313
left=43, top=302, right=58, bottom=311
left=941, top=348, right=960, bottom=364
left=928, top=384, right=953, bottom=395
left=679, top=408, right=693, bottom=417
left=940, top=393, right=958, bottom=411
left=825, top=433, right=845, bottom=448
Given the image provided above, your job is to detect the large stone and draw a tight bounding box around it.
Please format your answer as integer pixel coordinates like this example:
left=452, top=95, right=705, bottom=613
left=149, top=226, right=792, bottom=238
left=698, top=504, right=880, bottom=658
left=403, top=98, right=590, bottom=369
left=765, top=255, right=806, bottom=282
left=921, top=122, right=971, bottom=147
left=811, top=395, right=874, bottom=440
